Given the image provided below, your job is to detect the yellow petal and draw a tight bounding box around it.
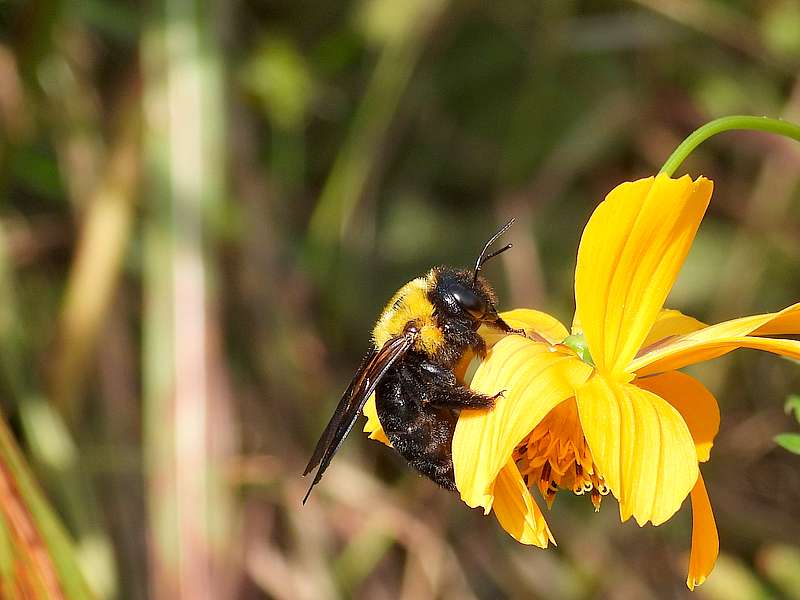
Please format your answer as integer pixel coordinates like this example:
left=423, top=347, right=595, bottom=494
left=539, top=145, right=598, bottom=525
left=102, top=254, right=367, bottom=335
left=574, top=174, right=713, bottom=376
left=752, top=301, right=800, bottom=335
left=575, top=374, right=699, bottom=526
left=492, top=459, right=554, bottom=548
left=571, top=312, right=582, bottom=335
left=636, top=372, right=719, bottom=462
left=453, top=336, right=593, bottom=512
left=641, top=309, right=706, bottom=350
left=631, top=302, right=800, bottom=374
left=634, top=336, right=800, bottom=375
left=480, top=309, right=570, bottom=347
left=362, top=394, right=392, bottom=447
left=687, top=473, right=718, bottom=590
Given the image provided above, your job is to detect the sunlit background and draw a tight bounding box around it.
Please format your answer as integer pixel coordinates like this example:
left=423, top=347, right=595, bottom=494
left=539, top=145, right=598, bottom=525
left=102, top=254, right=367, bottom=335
left=0, top=0, right=799, bottom=598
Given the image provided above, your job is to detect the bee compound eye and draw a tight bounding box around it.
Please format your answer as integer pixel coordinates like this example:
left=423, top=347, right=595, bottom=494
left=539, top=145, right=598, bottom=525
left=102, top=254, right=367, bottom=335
left=451, top=288, right=486, bottom=320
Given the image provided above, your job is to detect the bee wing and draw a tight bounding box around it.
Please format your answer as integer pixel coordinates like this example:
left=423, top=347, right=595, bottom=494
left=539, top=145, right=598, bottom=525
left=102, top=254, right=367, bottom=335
left=302, top=333, right=415, bottom=504
left=302, top=348, right=378, bottom=477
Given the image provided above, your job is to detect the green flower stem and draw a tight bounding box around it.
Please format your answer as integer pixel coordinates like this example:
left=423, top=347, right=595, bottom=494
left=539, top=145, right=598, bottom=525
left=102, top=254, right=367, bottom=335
left=660, top=115, right=800, bottom=176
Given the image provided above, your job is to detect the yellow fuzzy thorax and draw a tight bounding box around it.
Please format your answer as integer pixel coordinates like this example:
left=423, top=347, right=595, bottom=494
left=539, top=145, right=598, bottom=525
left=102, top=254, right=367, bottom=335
left=372, top=270, right=444, bottom=356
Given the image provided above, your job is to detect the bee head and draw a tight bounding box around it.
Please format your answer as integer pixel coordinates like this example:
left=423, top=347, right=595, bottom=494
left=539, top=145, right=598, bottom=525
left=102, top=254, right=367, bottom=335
left=434, top=269, right=497, bottom=324
left=430, top=218, right=516, bottom=331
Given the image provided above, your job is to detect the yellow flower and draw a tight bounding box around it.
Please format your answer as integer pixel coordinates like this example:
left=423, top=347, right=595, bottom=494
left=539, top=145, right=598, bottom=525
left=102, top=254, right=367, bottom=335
left=452, top=174, right=800, bottom=590
left=362, top=174, right=800, bottom=589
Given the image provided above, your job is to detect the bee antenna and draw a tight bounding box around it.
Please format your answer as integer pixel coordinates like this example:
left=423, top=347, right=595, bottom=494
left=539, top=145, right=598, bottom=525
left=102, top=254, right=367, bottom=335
left=473, top=218, right=515, bottom=284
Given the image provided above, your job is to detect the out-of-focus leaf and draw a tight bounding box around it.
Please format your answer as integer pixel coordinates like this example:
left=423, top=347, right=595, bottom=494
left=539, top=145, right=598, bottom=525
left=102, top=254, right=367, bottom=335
left=9, top=146, right=64, bottom=200
left=356, top=0, right=435, bottom=47
left=76, top=0, right=140, bottom=40
left=761, top=1, right=800, bottom=60
left=334, top=521, right=394, bottom=592
left=773, top=433, right=800, bottom=454
left=784, top=394, right=800, bottom=423
left=758, top=544, right=800, bottom=599
left=694, top=71, right=781, bottom=117
left=313, top=30, right=363, bottom=76
left=239, top=36, right=314, bottom=131
left=697, top=553, right=771, bottom=600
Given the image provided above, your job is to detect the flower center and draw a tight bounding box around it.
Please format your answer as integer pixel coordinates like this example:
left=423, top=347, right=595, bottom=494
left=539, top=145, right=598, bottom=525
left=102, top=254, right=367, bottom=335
left=513, top=397, right=609, bottom=510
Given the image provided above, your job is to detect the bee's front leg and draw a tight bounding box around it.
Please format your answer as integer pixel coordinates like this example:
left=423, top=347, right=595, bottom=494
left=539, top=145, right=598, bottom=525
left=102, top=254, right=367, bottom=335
left=487, top=314, right=526, bottom=337
left=418, top=358, right=502, bottom=410
left=425, top=381, right=502, bottom=410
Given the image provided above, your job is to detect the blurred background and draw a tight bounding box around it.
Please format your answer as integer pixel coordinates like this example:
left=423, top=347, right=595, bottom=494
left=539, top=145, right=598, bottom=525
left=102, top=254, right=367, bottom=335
left=0, top=0, right=800, bottom=598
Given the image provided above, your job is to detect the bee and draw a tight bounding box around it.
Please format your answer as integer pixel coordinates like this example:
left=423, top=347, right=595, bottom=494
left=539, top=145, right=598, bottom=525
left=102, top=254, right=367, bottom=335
left=303, top=219, right=521, bottom=503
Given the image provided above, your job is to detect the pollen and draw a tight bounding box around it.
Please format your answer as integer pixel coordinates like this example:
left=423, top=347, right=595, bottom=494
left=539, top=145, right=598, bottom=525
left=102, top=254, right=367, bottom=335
left=512, top=398, right=607, bottom=511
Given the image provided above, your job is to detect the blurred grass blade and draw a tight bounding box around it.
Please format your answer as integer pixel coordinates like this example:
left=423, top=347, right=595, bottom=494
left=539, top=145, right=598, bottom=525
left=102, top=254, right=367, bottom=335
left=0, top=414, right=94, bottom=599
left=0, top=187, right=115, bottom=598
left=33, top=88, right=139, bottom=600
left=307, top=0, right=448, bottom=257
left=51, top=102, right=140, bottom=419
left=334, top=521, right=394, bottom=593
left=15, top=397, right=117, bottom=598
left=142, top=0, right=235, bottom=597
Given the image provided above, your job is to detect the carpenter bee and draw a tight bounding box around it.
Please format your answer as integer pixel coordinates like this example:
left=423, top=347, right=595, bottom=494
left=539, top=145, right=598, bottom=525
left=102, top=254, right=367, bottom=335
left=303, top=219, right=521, bottom=503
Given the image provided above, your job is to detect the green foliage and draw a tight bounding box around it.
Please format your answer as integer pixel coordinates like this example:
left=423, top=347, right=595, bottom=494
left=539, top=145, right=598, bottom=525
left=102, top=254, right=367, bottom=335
left=774, top=433, right=800, bottom=454
left=785, top=394, right=800, bottom=422
left=0, top=0, right=799, bottom=598
left=774, top=395, right=800, bottom=454
left=239, top=36, right=314, bottom=131
left=760, top=1, right=800, bottom=59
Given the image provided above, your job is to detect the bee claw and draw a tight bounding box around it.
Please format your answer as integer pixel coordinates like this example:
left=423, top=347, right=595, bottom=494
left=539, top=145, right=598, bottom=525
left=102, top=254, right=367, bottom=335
left=506, top=328, right=552, bottom=345
left=490, top=389, right=507, bottom=401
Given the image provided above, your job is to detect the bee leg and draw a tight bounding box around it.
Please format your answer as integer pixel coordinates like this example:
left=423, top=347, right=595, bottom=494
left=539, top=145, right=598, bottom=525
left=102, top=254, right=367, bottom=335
left=472, top=335, right=488, bottom=359
left=418, top=360, right=499, bottom=409
left=490, top=315, right=527, bottom=337
left=426, top=382, right=499, bottom=410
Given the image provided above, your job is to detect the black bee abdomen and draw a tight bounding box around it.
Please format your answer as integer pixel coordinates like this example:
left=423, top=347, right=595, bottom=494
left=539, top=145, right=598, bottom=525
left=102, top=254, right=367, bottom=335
left=375, top=352, right=458, bottom=490
left=374, top=347, right=499, bottom=491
